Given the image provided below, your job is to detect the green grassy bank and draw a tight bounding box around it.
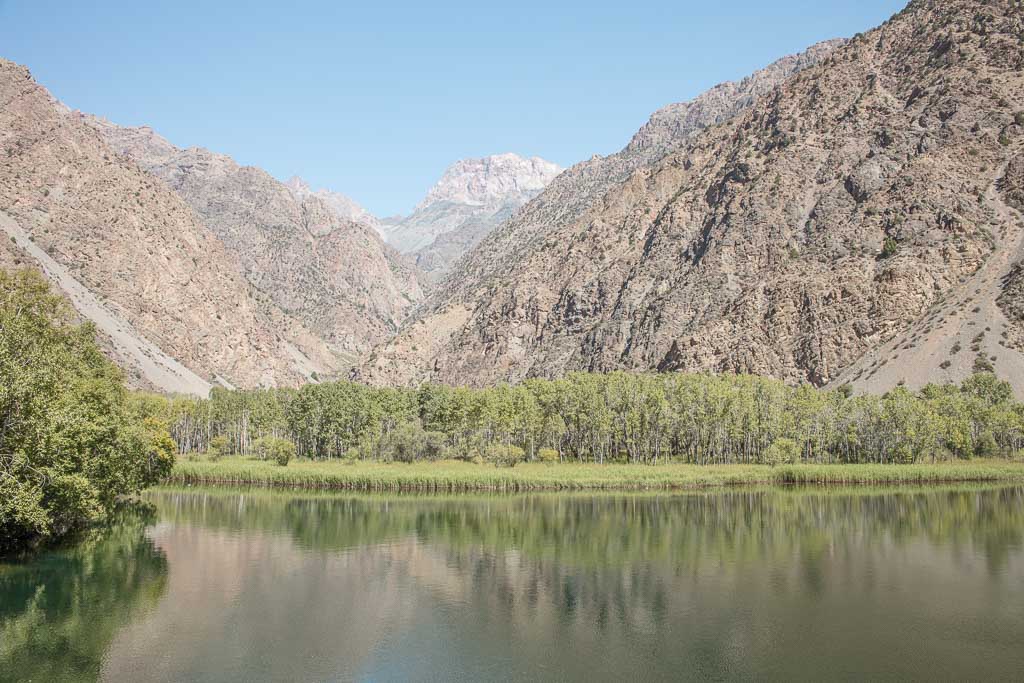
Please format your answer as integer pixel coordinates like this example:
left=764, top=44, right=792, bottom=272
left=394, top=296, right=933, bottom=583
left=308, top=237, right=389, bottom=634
left=168, top=457, right=1024, bottom=492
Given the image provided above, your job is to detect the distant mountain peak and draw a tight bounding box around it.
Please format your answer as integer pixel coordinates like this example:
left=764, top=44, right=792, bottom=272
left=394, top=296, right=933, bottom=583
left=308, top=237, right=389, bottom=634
left=418, top=153, right=562, bottom=210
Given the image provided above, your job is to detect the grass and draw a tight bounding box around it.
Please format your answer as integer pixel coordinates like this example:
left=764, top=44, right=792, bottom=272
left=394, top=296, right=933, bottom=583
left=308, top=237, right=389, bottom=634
left=168, top=457, right=1024, bottom=493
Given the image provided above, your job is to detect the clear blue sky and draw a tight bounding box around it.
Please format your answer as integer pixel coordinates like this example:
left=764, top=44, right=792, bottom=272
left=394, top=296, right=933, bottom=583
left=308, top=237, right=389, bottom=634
left=0, top=0, right=905, bottom=216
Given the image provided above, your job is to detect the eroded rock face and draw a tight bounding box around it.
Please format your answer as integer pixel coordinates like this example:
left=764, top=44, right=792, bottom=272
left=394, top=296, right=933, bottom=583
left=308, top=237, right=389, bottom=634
left=0, top=59, right=339, bottom=391
left=381, top=154, right=562, bottom=275
left=284, top=176, right=384, bottom=236
left=360, top=0, right=1024, bottom=393
left=84, top=117, right=426, bottom=359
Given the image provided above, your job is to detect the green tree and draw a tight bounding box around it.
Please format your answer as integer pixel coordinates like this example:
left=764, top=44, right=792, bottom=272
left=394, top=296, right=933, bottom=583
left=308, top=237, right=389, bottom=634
left=0, top=269, right=173, bottom=554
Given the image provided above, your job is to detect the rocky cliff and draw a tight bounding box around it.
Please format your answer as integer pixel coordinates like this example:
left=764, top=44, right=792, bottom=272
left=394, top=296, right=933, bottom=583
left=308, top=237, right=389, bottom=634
left=360, top=0, right=1024, bottom=396
left=0, top=59, right=340, bottom=392
left=85, top=117, right=426, bottom=359
left=284, top=175, right=384, bottom=235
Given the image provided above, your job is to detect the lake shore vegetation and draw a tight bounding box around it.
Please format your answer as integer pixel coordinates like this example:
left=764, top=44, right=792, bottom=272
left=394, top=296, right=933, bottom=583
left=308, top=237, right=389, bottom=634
left=150, top=368, right=1024, bottom=471
left=0, top=270, right=175, bottom=554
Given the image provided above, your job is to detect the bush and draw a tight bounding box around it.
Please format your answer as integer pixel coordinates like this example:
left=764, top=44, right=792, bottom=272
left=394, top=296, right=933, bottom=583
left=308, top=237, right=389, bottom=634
left=973, top=354, right=995, bottom=374
left=208, top=435, right=230, bottom=461
left=379, top=420, right=447, bottom=462
left=538, top=448, right=560, bottom=465
left=974, top=432, right=999, bottom=458
left=484, top=444, right=526, bottom=468
left=253, top=436, right=296, bottom=466
left=880, top=237, right=898, bottom=258
left=765, top=438, right=800, bottom=466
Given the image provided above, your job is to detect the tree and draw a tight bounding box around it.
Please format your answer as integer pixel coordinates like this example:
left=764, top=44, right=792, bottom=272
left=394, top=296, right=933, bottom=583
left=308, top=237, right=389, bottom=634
left=0, top=269, right=173, bottom=554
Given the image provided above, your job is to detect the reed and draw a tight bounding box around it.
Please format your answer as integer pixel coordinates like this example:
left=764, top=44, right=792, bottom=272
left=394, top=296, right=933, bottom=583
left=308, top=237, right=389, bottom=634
left=168, top=458, right=1024, bottom=492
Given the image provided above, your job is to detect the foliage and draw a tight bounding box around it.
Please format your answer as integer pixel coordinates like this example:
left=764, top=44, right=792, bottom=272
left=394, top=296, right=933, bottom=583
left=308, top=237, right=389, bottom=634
left=538, top=447, right=560, bottom=464
left=208, top=435, right=230, bottom=460
left=253, top=436, right=296, bottom=466
left=0, top=269, right=174, bottom=554
left=484, top=444, right=526, bottom=468
left=765, top=438, right=799, bottom=466
left=152, top=369, right=1024, bottom=469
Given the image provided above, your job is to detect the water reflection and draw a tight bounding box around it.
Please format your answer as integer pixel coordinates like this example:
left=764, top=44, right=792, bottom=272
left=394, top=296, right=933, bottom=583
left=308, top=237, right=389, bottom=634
left=0, top=508, right=168, bottom=683
left=3, top=486, right=1024, bottom=681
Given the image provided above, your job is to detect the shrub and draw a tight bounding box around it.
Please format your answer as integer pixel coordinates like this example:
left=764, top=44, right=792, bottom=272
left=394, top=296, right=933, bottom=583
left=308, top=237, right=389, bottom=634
left=972, top=354, right=995, bottom=374
left=379, top=420, right=447, bottom=462
left=880, top=237, right=898, bottom=258
left=538, top=448, right=560, bottom=465
left=208, top=435, right=230, bottom=461
left=975, top=432, right=999, bottom=458
left=765, top=438, right=800, bottom=466
left=485, top=444, right=526, bottom=468
left=253, top=436, right=296, bottom=466
left=275, top=445, right=294, bottom=466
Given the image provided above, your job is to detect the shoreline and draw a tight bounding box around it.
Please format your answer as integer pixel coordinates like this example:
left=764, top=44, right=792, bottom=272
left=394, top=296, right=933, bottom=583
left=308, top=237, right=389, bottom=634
left=168, top=458, right=1024, bottom=493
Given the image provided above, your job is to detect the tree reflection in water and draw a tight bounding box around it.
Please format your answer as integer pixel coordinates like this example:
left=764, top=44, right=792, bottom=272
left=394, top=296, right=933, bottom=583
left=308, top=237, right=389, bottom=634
left=0, top=506, right=168, bottom=683
left=3, top=487, right=1023, bottom=681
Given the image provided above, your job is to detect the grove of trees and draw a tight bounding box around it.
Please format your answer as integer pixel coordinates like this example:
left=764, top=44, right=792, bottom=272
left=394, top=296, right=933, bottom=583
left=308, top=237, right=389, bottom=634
left=152, top=369, right=1024, bottom=467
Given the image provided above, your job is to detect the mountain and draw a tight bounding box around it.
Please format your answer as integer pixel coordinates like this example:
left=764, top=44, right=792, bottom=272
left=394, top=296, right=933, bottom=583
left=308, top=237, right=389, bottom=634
left=381, top=153, right=562, bottom=274
left=359, top=0, right=1024, bottom=396
left=284, top=175, right=383, bottom=234
left=83, top=117, right=426, bottom=360
left=0, top=58, right=340, bottom=393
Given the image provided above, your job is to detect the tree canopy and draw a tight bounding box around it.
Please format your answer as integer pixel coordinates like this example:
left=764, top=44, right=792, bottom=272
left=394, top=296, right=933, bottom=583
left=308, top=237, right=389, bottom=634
left=155, top=369, right=1023, bottom=467
left=0, top=269, right=174, bottom=554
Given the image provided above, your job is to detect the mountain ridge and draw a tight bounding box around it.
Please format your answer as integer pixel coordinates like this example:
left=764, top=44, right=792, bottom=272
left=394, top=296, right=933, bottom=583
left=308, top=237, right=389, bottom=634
left=0, top=58, right=340, bottom=392
left=83, top=114, right=427, bottom=359
left=358, top=0, right=1024, bottom=397
left=381, top=153, right=562, bottom=275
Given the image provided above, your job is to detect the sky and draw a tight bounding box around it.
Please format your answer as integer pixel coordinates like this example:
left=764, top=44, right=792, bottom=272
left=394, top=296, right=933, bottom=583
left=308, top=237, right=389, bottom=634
left=0, top=0, right=906, bottom=216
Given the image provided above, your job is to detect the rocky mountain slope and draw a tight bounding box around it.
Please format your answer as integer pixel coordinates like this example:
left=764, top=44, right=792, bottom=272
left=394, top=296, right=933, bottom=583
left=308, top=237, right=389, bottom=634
left=360, top=0, right=1024, bottom=396
left=284, top=175, right=383, bottom=234
left=84, top=117, right=426, bottom=359
left=381, top=154, right=561, bottom=274
left=0, top=59, right=341, bottom=393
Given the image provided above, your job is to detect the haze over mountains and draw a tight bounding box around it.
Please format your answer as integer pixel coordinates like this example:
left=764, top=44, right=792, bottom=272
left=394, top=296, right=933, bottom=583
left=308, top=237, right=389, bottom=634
left=2, top=0, right=1022, bottom=396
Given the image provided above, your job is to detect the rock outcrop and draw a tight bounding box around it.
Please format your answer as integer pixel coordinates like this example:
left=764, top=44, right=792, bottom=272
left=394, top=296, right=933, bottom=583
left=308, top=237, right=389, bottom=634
left=284, top=175, right=384, bottom=235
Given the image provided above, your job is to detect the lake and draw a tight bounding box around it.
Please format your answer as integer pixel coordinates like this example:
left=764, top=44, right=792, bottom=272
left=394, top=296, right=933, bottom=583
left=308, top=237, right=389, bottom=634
left=2, top=485, right=1024, bottom=681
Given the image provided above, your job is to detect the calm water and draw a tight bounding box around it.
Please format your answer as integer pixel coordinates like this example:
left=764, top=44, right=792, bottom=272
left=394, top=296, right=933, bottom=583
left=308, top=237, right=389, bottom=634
left=2, top=486, right=1024, bottom=682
